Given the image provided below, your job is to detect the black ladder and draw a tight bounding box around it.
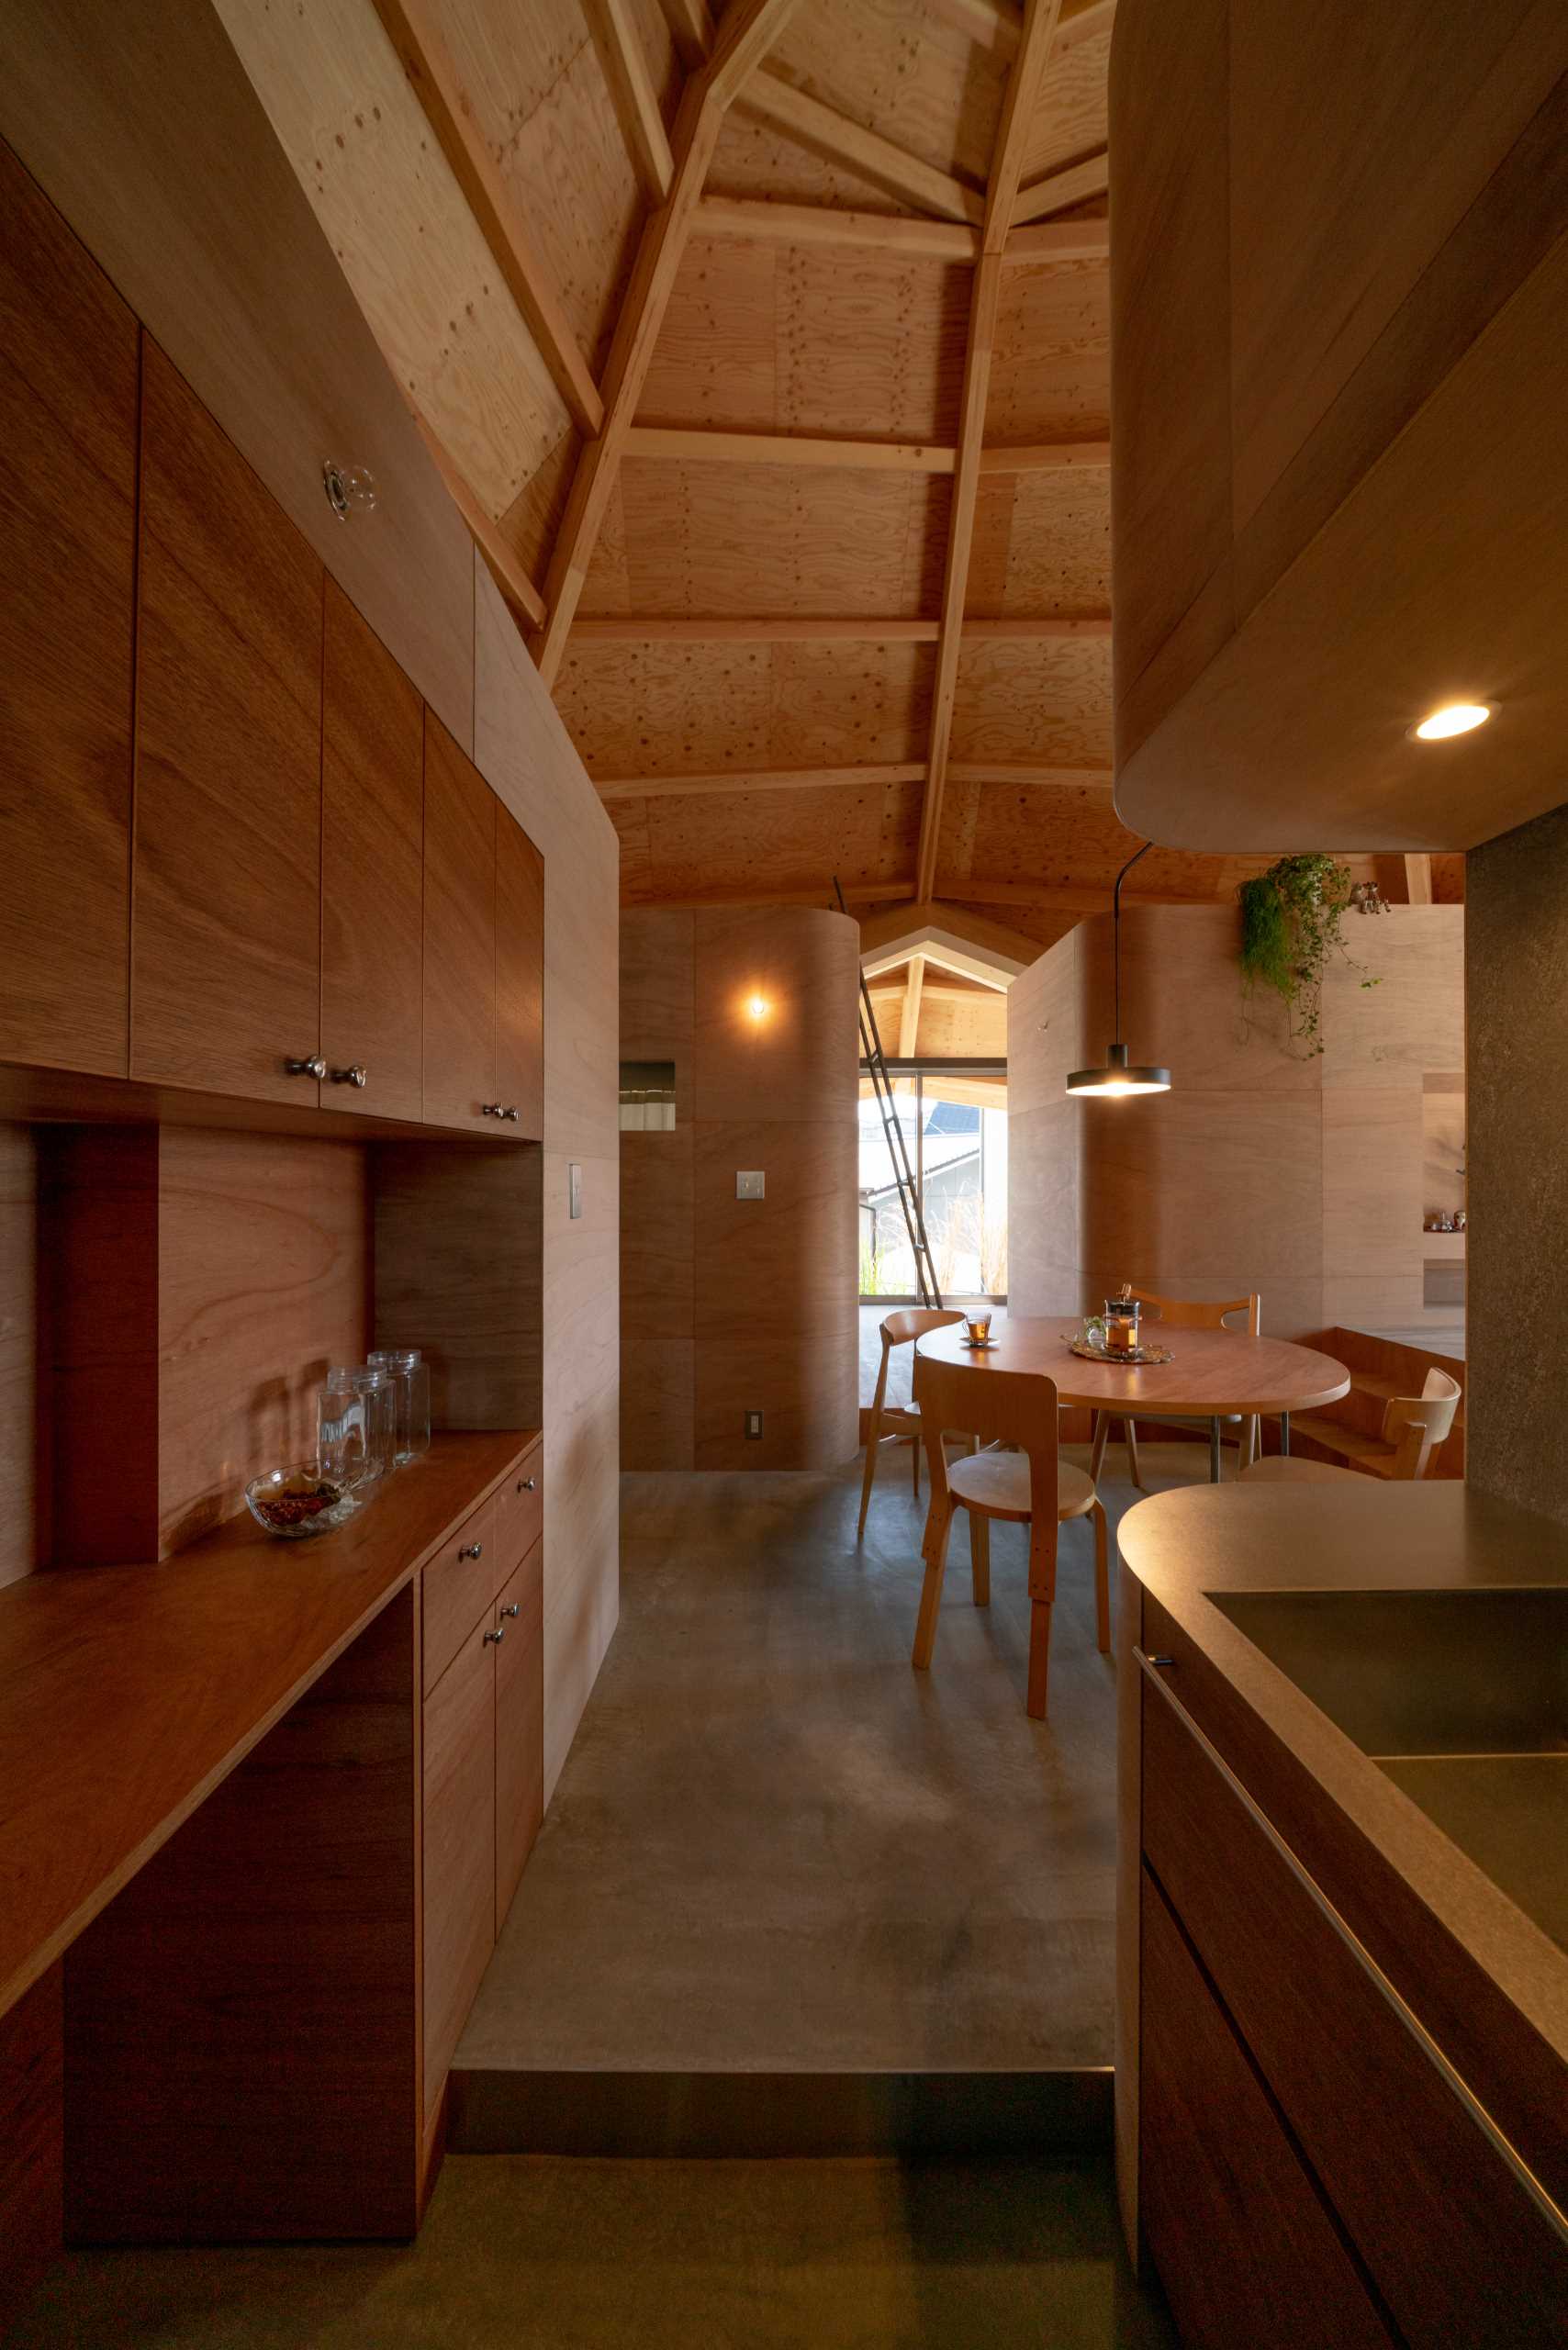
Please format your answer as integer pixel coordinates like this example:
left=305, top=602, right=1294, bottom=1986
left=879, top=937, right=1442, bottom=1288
left=836, top=879, right=941, bottom=1309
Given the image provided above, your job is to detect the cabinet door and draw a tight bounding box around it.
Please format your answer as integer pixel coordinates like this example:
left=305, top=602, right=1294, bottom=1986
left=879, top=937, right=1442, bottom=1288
left=0, top=142, right=137, bottom=1076
left=422, top=710, right=495, bottom=1131
left=1140, top=1865, right=1394, bottom=2350
left=495, top=805, right=543, bottom=1138
left=421, top=1619, right=496, bottom=2118
left=494, top=1539, right=543, bottom=1929
left=133, top=341, right=323, bottom=1102
left=320, top=580, right=423, bottom=1122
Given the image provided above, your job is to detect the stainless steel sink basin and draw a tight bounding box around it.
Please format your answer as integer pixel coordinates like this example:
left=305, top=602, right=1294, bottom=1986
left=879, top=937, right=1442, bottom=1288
left=1209, top=1588, right=1568, bottom=1951
left=1209, top=1587, right=1568, bottom=1757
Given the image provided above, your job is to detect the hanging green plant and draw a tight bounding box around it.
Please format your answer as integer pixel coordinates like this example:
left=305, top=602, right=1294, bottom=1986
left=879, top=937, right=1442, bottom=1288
left=1237, top=854, right=1381, bottom=1056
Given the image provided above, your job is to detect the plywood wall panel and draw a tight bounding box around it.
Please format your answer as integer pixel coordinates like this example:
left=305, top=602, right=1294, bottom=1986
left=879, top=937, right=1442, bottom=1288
left=640, top=239, right=780, bottom=430
left=774, top=248, right=970, bottom=442
left=1024, top=18, right=1112, bottom=180
left=0, top=1126, right=41, bottom=1589
left=636, top=780, right=910, bottom=899
left=496, top=428, right=581, bottom=591
left=708, top=110, right=917, bottom=215
left=693, top=906, right=861, bottom=1124
left=965, top=469, right=1110, bottom=618
left=212, top=0, right=571, bottom=519
left=951, top=636, right=1113, bottom=767
left=986, top=261, right=1110, bottom=443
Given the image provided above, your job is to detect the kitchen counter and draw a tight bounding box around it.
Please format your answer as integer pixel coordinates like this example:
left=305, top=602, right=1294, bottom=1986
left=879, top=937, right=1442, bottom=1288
left=0, top=1427, right=539, bottom=2023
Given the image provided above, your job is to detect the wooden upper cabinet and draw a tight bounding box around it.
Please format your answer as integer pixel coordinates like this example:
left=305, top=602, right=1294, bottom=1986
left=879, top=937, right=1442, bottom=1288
left=495, top=805, right=543, bottom=1139
left=133, top=341, right=323, bottom=1102
left=0, top=140, right=137, bottom=1077
left=422, top=711, right=497, bottom=1132
left=321, top=581, right=424, bottom=1123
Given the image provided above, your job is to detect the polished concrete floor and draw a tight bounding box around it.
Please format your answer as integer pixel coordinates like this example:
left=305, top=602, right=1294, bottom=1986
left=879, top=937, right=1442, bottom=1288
left=13, top=2154, right=1173, bottom=2348
left=457, top=1434, right=1212, bottom=2079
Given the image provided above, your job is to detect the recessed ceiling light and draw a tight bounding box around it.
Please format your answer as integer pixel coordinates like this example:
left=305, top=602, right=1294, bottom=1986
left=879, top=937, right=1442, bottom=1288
left=1412, top=702, right=1492, bottom=741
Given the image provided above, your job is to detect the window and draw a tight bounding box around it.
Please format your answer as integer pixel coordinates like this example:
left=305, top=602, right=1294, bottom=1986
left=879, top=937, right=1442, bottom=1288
left=858, top=1068, right=1007, bottom=1302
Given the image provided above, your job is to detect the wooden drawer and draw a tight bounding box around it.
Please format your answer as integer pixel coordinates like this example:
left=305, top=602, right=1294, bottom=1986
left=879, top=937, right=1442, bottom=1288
left=1140, top=1659, right=1568, bottom=2346
left=1140, top=1864, right=1394, bottom=2350
left=421, top=1495, right=497, bottom=1696
left=494, top=1447, right=542, bottom=1590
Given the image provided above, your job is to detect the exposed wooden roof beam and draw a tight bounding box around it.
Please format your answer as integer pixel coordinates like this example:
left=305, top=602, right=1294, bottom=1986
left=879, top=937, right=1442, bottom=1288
left=739, top=71, right=986, bottom=225
left=928, top=0, right=1114, bottom=63
left=916, top=0, right=1067, bottom=905
left=1014, top=148, right=1109, bottom=223
left=410, top=411, right=547, bottom=627
left=594, top=761, right=925, bottom=800
left=897, top=954, right=927, bottom=1058
left=368, top=0, right=604, bottom=438
left=627, top=878, right=903, bottom=910
left=584, top=0, right=676, bottom=203
left=1002, top=217, right=1109, bottom=263
left=947, top=761, right=1114, bottom=789
left=624, top=424, right=958, bottom=470
left=697, top=196, right=981, bottom=258
left=953, top=876, right=1199, bottom=909
left=532, top=0, right=804, bottom=687
left=657, top=0, right=714, bottom=67
left=921, top=899, right=1053, bottom=965
left=979, top=438, right=1109, bottom=471
left=569, top=614, right=1107, bottom=642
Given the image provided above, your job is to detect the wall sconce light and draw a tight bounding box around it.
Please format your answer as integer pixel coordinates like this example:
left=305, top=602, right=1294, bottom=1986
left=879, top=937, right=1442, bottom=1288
left=323, top=460, right=377, bottom=522
left=1411, top=702, right=1491, bottom=741
left=745, top=994, right=770, bottom=1023
left=1066, top=843, right=1171, bottom=1099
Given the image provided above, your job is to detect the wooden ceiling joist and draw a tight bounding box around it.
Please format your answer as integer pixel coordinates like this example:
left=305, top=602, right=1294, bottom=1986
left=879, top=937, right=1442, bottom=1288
left=623, top=425, right=958, bottom=471
left=584, top=0, right=676, bottom=204
left=1013, top=148, right=1110, bottom=223
left=531, top=0, right=805, bottom=688
left=979, top=439, right=1110, bottom=471
left=657, top=0, right=714, bottom=68
left=738, top=70, right=986, bottom=225
left=368, top=0, right=604, bottom=438
left=570, top=615, right=1107, bottom=642
left=594, top=761, right=925, bottom=800
left=952, top=877, right=1194, bottom=911
left=915, top=0, right=1067, bottom=906
left=946, top=761, right=1113, bottom=789
left=629, top=878, right=902, bottom=912
left=1002, top=217, right=1109, bottom=263
left=696, top=196, right=981, bottom=259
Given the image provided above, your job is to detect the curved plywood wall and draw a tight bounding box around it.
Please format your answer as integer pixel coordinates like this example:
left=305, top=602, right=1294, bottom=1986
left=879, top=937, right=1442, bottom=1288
left=622, top=905, right=859, bottom=1471
left=1009, top=904, right=1463, bottom=1338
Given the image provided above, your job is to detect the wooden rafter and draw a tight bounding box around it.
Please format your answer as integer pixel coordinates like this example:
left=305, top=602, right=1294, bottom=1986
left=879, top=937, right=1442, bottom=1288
left=955, top=877, right=1195, bottom=910
left=594, top=762, right=925, bottom=800
left=657, top=0, right=714, bottom=67
left=623, top=425, right=958, bottom=470
left=947, top=761, right=1113, bottom=789
left=915, top=0, right=1067, bottom=906
left=739, top=71, right=985, bottom=225
left=1004, top=217, right=1109, bottom=263
left=628, top=878, right=902, bottom=911
left=410, top=413, right=546, bottom=627
left=979, top=439, right=1110, bottom=471
left=369, top=0, right=603, bottom=438
left=584, top=0, right=676, bottom=203
left=697, top=196, right=981, bottom=258
left=1014, top=149, right=1109, bottom=223
left=531, top=0, right=804, bottom=688
left=897, top=954, right=927, bottom=1058
left=568, top=615, right=1106, bottom=643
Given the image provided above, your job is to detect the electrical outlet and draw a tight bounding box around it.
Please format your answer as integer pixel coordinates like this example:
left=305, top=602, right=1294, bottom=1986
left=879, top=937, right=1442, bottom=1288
left=744, top=1409, right=763, bottom=1440
left=736, top=1169, right=765, bottom=1200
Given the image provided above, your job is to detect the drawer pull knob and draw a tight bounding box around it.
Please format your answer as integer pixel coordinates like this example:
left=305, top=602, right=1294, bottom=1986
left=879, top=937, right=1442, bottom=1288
left=481, top=1102, right=505, bottom=1118
left=286, top=1054, right=327, bottom=1080
left=483, top=1627, right=505, bottom=1645
left=503, top=1105, right=520, bottom=1122
left=460, top=1541, right=484, bottom=1560
left=518, top=1476, right=536, bottom=1493
left=330, top=1062, right=367, bottom=1088
left=500, top=1603, right=520, bottom=1619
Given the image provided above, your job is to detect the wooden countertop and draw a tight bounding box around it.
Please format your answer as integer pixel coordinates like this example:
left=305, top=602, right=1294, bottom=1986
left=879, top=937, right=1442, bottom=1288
left=1117, top=1482, right=1568, bottom=2084
left=0, top=1427, right=540, bottom=2021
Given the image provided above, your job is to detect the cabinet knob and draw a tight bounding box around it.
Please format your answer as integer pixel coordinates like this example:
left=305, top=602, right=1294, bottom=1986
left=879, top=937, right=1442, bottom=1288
left=502, top=1106, right=520, bottom=1122
left=481, top=1102, right=505, bottom=1118
left=286, top=1055, right=327, bottom=1080
left=500, top=1603, right=520, bottom=1619
left=483, top=1626, right=505, bottom=1645
left=518, top=1476, right=536, bottom=1493
left=460, top=1541, right=483, bottom=1561
left=330, top=1063, right=368, bottom=1089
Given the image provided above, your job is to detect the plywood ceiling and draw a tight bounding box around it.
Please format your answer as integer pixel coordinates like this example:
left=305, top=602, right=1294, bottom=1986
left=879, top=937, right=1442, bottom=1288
left=219, top=0, right=1457, bottom=948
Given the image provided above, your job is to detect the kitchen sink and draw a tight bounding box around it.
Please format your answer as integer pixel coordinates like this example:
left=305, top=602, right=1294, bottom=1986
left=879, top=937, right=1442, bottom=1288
left=1209, top=1587, right=1568, bottom=1950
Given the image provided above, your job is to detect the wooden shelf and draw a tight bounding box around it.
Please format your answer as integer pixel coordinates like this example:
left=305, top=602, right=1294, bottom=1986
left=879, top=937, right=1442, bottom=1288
left=0, top=1428, right=538, bottom=2023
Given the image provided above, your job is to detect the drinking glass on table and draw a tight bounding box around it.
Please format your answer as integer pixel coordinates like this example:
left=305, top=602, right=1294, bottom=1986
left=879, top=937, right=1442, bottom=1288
left=964, top=1305, right=993, bottom=1345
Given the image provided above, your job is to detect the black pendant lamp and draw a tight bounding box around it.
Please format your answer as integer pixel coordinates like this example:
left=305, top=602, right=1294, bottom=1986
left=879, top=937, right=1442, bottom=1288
left=1066, top=843, right=1171, bottom=1098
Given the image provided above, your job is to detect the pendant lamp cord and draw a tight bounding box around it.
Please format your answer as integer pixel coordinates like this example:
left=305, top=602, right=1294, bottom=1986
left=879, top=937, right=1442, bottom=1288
left=1112, top=841, right=1152, bottom=1044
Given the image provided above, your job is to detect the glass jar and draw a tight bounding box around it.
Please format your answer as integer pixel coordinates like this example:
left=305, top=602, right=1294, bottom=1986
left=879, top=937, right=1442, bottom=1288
left=346, top=1365, right=397, bottom=1484
left=317, top=1368, right=368, bottom=1490
left=369, top=1347, right=431, bottom=1462
left=1103, top=1296, right=1142, bottom=1356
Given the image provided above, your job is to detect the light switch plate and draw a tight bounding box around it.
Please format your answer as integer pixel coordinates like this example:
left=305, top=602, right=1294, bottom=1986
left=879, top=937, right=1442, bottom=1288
left=736, top=1169, right=765, bottom=1200
left=569, top=1162, right=582, bottom=1219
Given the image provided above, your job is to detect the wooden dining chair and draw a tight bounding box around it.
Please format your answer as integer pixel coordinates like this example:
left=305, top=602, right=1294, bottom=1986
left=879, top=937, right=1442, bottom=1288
left=1241, top=1369, right=1461, bottom=1485
left=911, top=1352, right=1108, bottom=1718
left=857, top=1307, right=968, bottom=1538
left=1089, top=1290, right=1262, bottom=1487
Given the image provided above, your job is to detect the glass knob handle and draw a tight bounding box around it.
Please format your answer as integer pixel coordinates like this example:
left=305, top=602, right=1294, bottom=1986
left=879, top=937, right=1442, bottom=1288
left=286, top=1054, right=327, bottom=1080
left=500, top=1603, right=520, bottom=1619
left=330, top=1063, right=367, bottom=1088
left=460, top=1542, right=483, bottom=1561
left=483, top=1627, right=504, bottom=1645
left=518, top=1476, right=536, bottom=1493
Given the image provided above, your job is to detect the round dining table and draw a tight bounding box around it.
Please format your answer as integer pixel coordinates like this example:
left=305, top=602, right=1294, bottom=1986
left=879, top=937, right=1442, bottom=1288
left=916, top=1317, right=1351, bottom=1483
